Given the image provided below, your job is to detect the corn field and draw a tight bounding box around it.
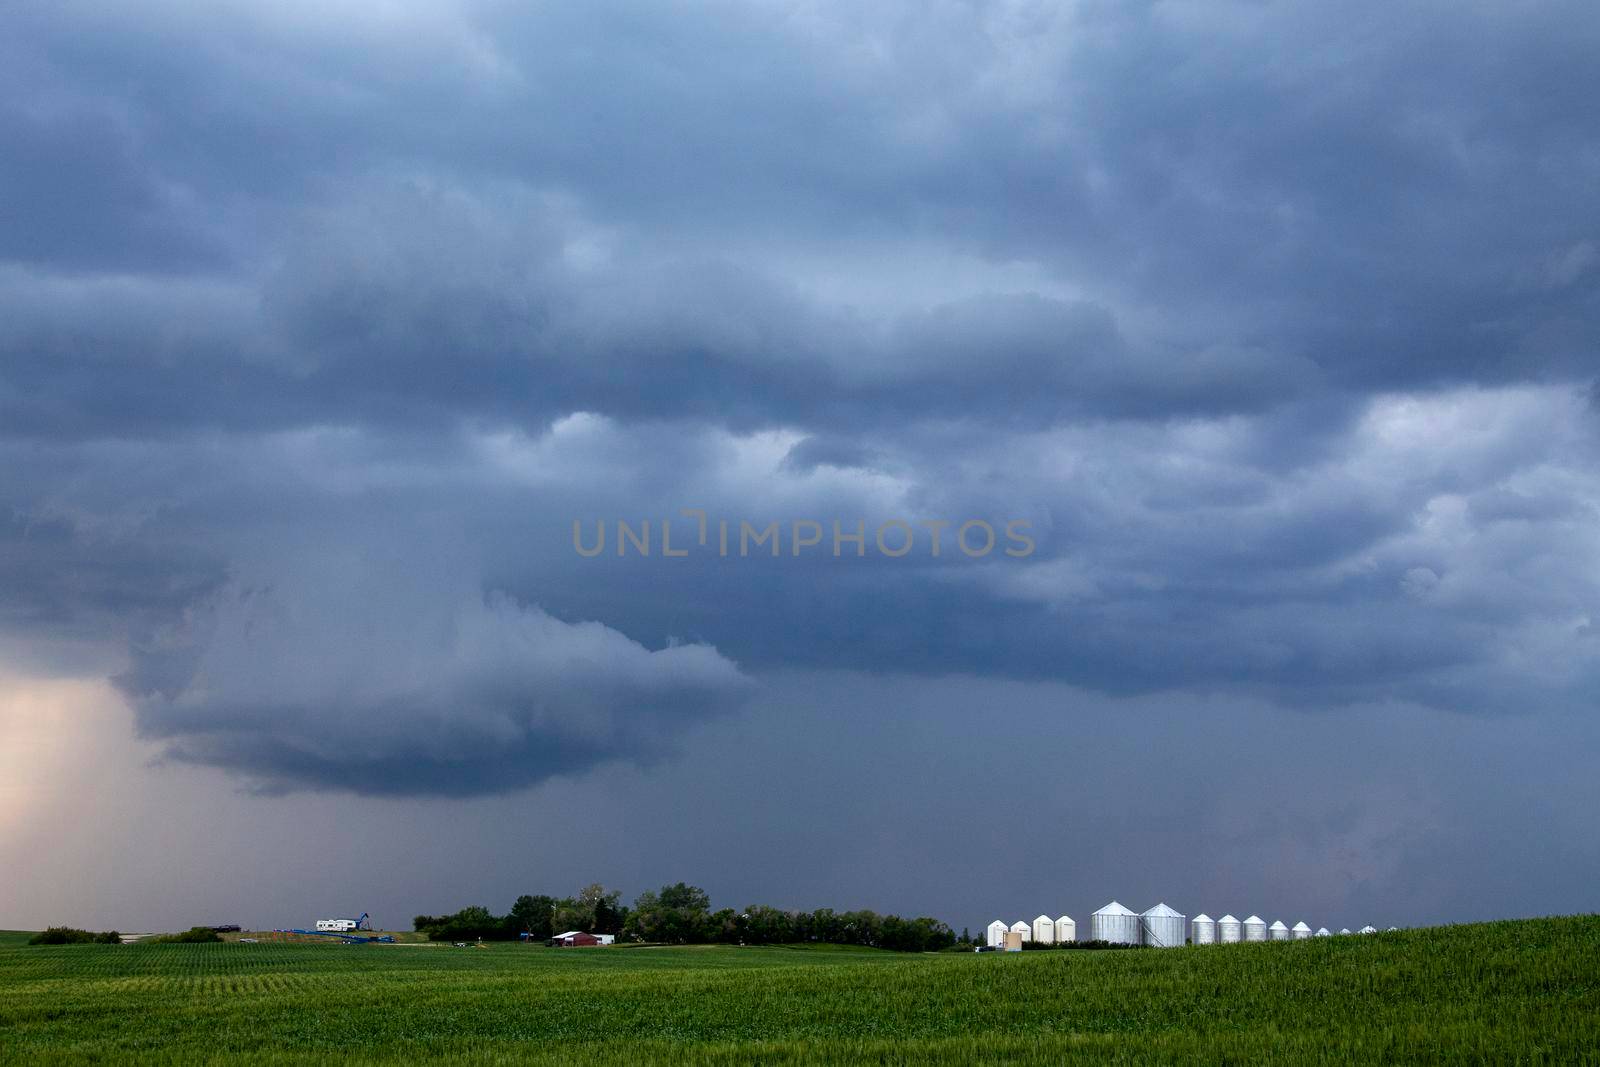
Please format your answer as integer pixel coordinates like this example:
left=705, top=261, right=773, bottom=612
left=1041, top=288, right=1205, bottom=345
left=1, top=916, right=1596, bottom=1063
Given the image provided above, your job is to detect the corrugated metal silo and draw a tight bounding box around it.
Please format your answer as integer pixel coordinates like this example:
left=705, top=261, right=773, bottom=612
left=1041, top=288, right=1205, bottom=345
left=1054, top=915, right=1076, bottom=943
left=1010, top=920, right=1032, bottom=942
left=1242, top=915, right=1268, bottom=942
left=1314, top=927, right=1331, bottom=937
left=1268, top=920, right=1290, bottom=941
left=1032, top=915, right=1055, bottom=944
left=1338, top=928, right=1351, bottom=935
left=986, top=920, right=1008, bottom=948
left=1217, top=914, right=1242, bottom=943
left=1359, top=925, right=1377, bottom=934
left=1140, top=903, right=1186, bottom=948
left=1191, top=913, right=1216, bottom=945
left=1090, top=901, right=1139, bottom=945
left=1291, top=922, right=1312, bottom=940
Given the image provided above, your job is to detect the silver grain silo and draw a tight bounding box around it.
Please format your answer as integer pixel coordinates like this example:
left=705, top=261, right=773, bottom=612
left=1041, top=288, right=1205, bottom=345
left=1191, top=913, right=1216, bottom=945
left=986, top=920, right=1008, bottom=948
left=1243, top=915, right=1268, bottom=942
left=1217, top=914, right=1243, bottom=944
left=1338, top=928, right=1352, bottom=935
left=1090, top=901, right=1140, bottom=945
left=1032, top=915, right=1056, bottom=944
left=1359, top=925, right=1377, bottom=934
left=1054, top=915, right=1076, bottom=943
left=1292, top=922, right=1312, bottom=940
left=1268, top=920, right=1290, bottom=941
left=1314, top=927, right=1331, bottom=937
left=1140, top=903, right=1186, bottom=948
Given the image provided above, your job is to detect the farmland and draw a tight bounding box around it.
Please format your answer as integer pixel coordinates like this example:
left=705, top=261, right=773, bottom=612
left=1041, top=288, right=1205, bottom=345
left=1, top=916, right=1596, bottom=1064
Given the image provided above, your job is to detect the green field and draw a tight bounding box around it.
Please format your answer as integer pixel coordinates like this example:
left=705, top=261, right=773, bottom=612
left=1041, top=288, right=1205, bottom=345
left=1, top=917, right=1596, bottom=1064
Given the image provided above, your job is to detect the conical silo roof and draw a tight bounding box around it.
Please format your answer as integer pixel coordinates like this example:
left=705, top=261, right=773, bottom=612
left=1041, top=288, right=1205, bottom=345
left=1094, top=900, right=1137, bottom=915
left=1338, top=928, right=1351, bottom=935
left=1291, top=922, right=1312, bottom=939
left=1315, top=927, right=1331, bottom=937
left=1359, top=925, right=1377, bottom=934
left=1218, top=914, right=1238, bottom=923
left=1193, top=913, right=1213, bottom=923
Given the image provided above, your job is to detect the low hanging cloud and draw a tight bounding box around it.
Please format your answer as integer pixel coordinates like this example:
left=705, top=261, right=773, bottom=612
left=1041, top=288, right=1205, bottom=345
left=117, top=565, right=754, bottom=797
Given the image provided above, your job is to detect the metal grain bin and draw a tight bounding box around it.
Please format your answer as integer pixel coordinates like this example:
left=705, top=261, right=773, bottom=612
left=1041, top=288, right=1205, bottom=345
left=1268, top=920, right=1290, bottom=941
left=1243, top=915, right=1268, bottom=942
left=1292, top=922, right=1312, bottom=940
left=1140, top=903, right=1187, bottom=948
left=1217, top=914, right=1243, bottom=944
left=1090, top=901, right=1140, bottom=945
left=1191, top=913, right=1216, bottom=945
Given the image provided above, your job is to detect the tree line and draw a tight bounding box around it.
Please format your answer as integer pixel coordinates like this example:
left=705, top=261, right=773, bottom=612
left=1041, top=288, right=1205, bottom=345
left=413, top=882, right=958, bottom=952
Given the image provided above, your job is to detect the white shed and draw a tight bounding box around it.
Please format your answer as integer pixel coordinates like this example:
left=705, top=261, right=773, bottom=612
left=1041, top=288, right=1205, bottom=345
left=1268, top=920, right=1290, bottom=941
left=1292, top=922, right=1312, bottom=940
left=1217, top=914, right=1243, bottom=944
left=1314, top=927, right=1331, bottom=937
left=1090, top=901, right=1140, bottom=945
left=1140, top=903, right=1186, bottom=948
left=1011, top=920, right=1032, bottom=942
left=1054, top=915, right=1076, bottom=943
left=986, top=920, right=1008, bottom=948
left=1191, top=913, right=1216, bottom=945
left=1243, top=915, right=1268, bottom=942
left=1032, top=915, right=1056, bottom=944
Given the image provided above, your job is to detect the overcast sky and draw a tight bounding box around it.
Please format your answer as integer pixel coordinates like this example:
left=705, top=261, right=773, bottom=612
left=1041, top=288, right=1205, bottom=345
left=2, top=0, right=1598, bottom=936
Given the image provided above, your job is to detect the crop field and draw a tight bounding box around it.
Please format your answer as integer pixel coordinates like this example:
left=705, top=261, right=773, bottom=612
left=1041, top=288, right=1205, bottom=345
left=1, top=916, right=1596, bottom=1064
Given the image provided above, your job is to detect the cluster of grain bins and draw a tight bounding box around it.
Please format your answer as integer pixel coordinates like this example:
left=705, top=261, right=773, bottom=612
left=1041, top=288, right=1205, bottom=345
left=986, top=915, right=1076, bottom=948
left=991, top=903, right=1393, bottom=949
left=1196, top=914, right=1388, bottom=944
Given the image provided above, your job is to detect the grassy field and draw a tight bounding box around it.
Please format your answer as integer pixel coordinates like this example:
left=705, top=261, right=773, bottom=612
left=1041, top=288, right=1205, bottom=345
left=1, top=916, right=1595, bottom=1064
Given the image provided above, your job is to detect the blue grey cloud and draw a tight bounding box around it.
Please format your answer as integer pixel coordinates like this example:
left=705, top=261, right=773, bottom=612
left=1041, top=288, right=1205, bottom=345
left=0, top=0, right=1596, bottom=830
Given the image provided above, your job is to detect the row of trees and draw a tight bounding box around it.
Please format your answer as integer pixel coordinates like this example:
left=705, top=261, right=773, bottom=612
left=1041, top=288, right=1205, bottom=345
left=28, top=927, right=121, bottom=945
left=415, top=882, right=957, bottom=952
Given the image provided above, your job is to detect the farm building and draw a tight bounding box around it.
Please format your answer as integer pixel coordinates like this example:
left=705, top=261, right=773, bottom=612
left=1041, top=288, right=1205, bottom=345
left=1315, top=927, right=1331, bottom=937
left=1218, top=914, right=1242, bottom=943
left=1054, top=915, right=1076, bottom=943
left=1292, top=922, right=1312, bottom=940
left=1090, top=901, right=1139, bottom=945
left=1140, top=903, right=1186, bottom=948
left=551, top=931, right=614, bottom=947
left=1191, top=914, right=1216, bottom=945
left=1032, top=915, right=1055, bottom=943
left=1009, top=920, right=1031, bottom=942
left=1269, top=920, right=1290, bottom=941
left=1243, top=915, right=1268, bottom=942
left=986, top=920, right=1008, bottom=948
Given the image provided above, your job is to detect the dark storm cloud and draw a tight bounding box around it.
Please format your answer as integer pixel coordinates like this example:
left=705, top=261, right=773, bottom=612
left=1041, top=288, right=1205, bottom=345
left=118, top=569, right=754, bottom=796
left=0, top=0, right=1597, bottom=806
